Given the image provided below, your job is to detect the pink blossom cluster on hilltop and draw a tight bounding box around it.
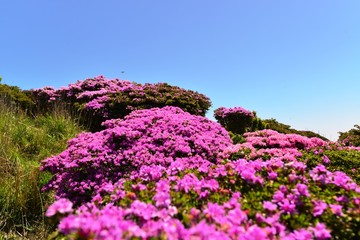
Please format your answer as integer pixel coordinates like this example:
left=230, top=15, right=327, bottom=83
left=32, top=76, right=211, bottom=130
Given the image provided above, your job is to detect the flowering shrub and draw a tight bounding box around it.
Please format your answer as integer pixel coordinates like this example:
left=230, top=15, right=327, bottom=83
left=43, top=120, right=360, bottom=239
left=338, top=124, right=360, bottom=147
left=242, top=129, right=327, bottom=150
left=41, top=106, right=231, bottom=204
left=261, top=118, right=328, bottom=141
left=32, top=76, right=211, bottom=131
left=214, top=107, right=255, bottom=134
left=302, top=148, right=360, bottom=184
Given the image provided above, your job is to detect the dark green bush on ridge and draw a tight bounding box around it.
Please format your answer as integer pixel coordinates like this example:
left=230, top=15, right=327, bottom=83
left=214, top=107, right=327, bottom=144
left=214, top=107, right=257, bottom=134
left=32, top=76, right=212, bottom=131
left=0, top=83, right=35, bottom=111
left=106, top=82, right=212, bottom=119
left=262, top=118, right=328, bottom=141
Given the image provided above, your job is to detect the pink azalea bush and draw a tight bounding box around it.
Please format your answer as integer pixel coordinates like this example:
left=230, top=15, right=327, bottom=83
left=41, top=106, right=231, bottom=204
left=32, top=76, right=211, bottom=131
left=42, top=108, right=360, bottom=239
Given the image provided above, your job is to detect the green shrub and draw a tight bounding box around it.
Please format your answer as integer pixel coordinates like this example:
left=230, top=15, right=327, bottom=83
left=302, top=148, right=360, bottom=184
left=0, top=83, right=35, bottom=112
left=214, top=107, right=255, bottom=134
left=263, top=118, right=328, bottom=141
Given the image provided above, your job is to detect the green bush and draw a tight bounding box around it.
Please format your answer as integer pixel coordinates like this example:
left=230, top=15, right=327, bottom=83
left=0, top=83, right=35, bottom=112
left=262, top=118, right=328, bottom=141
left=214, top=107, right=256, bottom=135
left=302, top=148, right=360, bottom=184
left=214, top=108, right=327, bottom=142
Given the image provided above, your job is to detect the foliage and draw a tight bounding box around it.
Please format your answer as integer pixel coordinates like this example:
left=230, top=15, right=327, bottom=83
left=43, top=114, right=360, bottom=239
left=0, top=83, right=35, bottom=111
left=338, top=125, right=360, bottom=147
left=228, top=132, right=246, bottom=144
left=262, top=118, right=328, bottom=141
left=32, top=76, right=212, bottom=131
left=41, top=106, right=231, bottom=205
left=214, top=107, right=255, bottom=134
left=213, top=107, right=326, bottom=142
left=250, top=115, right=266, bottom=132
left=2, top=79, right=360, bottom=239
left=302, top=148, right=360, bottom=184
left=0, top=95, right=84, bottom=238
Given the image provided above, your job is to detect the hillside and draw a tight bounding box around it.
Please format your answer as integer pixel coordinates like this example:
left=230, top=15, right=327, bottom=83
left=1, top=77, right=360, bottom=239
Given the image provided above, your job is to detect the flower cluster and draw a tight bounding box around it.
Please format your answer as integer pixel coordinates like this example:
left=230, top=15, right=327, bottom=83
left=32, top=76, right=211, bottom=130
left=43, top=107, right=360, bottom=239
left=243, top=129, right=327, bottom=150
left=45, top=198, right=73, bottom=217
left=41, top=106, right=231, bottom=204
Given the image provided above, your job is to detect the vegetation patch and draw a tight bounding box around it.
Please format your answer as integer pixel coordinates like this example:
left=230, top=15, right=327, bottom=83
left=1, top=78, right=360, bottom=239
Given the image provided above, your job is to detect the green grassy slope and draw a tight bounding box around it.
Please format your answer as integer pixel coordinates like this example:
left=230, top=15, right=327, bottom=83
left=0, top=96, right=84, bottom=239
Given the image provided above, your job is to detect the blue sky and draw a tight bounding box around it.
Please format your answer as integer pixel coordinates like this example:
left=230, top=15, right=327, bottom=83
left=1, top=0, right=359, bottom=140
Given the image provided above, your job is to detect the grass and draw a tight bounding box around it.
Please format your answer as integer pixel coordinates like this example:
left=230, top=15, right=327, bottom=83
left=0, top=96, right=85, bottom=239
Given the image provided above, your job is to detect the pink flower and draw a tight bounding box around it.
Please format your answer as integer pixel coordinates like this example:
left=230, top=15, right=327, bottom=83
left=295, top=183, right=310, bottom=197
left=243, top=225, right=268, bottom=240
left=263, top=201, right=277, bottom=211
left=335, top=195, right=349, bottom=204
left=279, top=199, right=296, bottom=214
left=309, top=222, right=331, bottom=239
left=289, top=228, right=313, bottom=240
left=313, top=200, right=327, bottom=217
left=203, top=202, right=226, bottom=224
left=45, top=198, right=73, bottom=217
left=273, top=190, right=285, bottom=203
left=322, top=155, right=330, bottom=164
left=329, top=204, right=343, bottom=216
left=267, top=171, right=278, bottom=180
left=153, top=180, right=171, bottom=207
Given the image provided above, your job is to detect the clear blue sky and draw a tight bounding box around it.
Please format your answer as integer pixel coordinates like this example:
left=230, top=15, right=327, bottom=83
left=1, top=0, right=359, bottom=140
